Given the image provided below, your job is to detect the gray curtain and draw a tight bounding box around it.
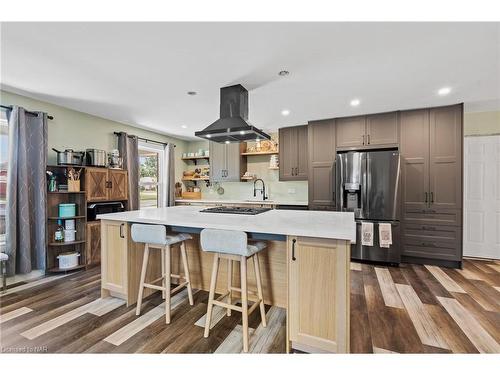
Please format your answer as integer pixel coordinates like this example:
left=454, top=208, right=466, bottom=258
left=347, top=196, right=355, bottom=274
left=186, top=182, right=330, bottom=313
left=118, top=132, right=139, bottom=210
left=6, top=106, right=48, bottom=275
left=161, top=143, right=175, bottom=207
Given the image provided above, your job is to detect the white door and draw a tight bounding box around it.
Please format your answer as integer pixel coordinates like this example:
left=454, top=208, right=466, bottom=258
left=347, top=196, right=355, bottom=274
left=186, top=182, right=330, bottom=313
left=464, top=135, right=500, bottom=259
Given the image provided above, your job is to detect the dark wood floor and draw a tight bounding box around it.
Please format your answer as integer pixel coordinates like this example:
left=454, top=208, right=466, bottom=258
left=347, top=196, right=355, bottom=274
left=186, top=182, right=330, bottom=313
left=1, top=258, right=499, bottom=353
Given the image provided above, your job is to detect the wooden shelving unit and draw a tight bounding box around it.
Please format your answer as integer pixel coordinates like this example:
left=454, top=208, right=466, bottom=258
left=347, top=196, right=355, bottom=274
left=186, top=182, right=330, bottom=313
left=182, top=176, right=210, bottom=181
left=241, top=150, right=278, bottom=156
left=46, top=165, right=87, bottom=274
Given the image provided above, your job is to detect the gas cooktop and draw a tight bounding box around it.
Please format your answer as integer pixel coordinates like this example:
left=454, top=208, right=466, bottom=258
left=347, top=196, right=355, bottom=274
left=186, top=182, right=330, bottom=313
left=200, top=206, right=272, bottom=215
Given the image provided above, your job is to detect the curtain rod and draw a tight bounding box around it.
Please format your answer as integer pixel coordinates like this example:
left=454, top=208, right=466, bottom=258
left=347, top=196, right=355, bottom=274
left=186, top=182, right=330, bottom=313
left=114, top=131, right=175, bottom=147
left=0, top=104, right=54, bottom=120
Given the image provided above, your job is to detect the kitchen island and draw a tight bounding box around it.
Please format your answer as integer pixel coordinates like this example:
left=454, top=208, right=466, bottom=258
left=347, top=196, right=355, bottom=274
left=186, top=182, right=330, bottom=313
left=98, top=205, right=355, bottom=353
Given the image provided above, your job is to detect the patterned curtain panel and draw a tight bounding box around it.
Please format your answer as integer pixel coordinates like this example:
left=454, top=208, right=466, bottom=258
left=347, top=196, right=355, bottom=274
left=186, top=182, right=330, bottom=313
left=161, top=143, right=175, bottom=207
left=118, top=132, right=139, bottom=210
left=6, top=106, right=48, bottom=275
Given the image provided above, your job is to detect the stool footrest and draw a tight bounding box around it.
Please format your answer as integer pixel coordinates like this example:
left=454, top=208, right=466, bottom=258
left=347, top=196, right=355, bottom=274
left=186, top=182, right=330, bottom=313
left=229, top=286, right=257, bottom=296
left=171, top=281, right=188, bottom=294
left=143, top=283, right=166, bottom=291
left=213, top=300, right=243, bottom=313
left=247, top=300, right=261, bottom=315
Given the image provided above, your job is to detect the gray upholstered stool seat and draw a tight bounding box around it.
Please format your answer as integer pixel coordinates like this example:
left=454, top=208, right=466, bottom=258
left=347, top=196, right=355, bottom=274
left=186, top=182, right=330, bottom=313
left=131, top=224, right=192, bottom=246
left=200, top=228, right=267, bottom=353
left=0, top=252, right=8, bottom=292
left=131, top=224, right=194, bottom=324
left=200, top=228, right=266, bottom=257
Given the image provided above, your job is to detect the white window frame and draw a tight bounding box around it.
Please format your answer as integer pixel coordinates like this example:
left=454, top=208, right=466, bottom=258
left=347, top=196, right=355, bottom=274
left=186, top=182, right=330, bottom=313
left=138, top=140, right=165, bottom=209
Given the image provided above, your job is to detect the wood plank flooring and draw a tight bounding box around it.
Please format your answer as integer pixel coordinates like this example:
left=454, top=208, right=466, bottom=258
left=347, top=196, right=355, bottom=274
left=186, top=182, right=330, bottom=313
left=1, top=258, right=499, bottom=353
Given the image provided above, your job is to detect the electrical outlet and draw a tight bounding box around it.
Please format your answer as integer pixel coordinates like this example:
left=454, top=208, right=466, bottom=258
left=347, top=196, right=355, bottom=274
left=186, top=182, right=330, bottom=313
left=287, top=188, right=296, bottom=194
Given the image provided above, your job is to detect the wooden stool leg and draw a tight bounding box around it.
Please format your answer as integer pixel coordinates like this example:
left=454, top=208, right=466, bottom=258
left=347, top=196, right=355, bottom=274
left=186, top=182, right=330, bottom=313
left=136, top=244, right=150, bottom=315
left=180, top=241, right=194, bottom=306
left=204, top=253, right=219, bottom=338
left=161, top=246, right=166, bottom=299
left=165, top=245, right=171, bottom=324
left=227, top=259, right=232, bottom=316
left=241, top=255, right=249, bottom=353
left=253, top=253, right=267, bottom=327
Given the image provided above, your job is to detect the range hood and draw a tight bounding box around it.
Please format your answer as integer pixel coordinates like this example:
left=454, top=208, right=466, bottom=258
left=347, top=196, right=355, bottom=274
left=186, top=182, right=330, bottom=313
left=195, top=84, right=271, bottom=143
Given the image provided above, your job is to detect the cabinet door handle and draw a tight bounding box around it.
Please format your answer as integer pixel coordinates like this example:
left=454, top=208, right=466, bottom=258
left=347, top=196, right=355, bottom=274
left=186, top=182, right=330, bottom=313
left=292, top=238, right=297, bottom=261
left=362, top=134, right=365, bottom=145
left=424, top=192, right=428, bottom=203
left=294, top=167, right=298, bottom=176
left=119, top=223, right=125, bottom=239
left=367, top=134, right=370, bottom=144
left=430, top=192, right=434, bottom=204
left=291, top=167, right=294, bottom=176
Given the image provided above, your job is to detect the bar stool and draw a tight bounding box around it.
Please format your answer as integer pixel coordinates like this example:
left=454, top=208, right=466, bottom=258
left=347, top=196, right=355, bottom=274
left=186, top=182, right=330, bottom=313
left=201, top=228, right=267, bottom=353
left=0, top=252, right=8, bottom=292
left=131, top=224, right=194, bottom=324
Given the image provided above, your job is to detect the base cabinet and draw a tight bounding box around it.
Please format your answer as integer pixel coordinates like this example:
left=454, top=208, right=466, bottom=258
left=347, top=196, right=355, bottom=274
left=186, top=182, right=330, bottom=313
left=287, top=236, right=350, bottom=353
left=86, top=221, right=101, bottom=265
left=100, top=220, right=128, bottom=297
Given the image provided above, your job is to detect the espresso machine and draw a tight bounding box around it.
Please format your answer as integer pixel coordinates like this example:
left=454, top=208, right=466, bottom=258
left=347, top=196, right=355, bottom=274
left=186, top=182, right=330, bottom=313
left=336, top=150, right=401, bottom=264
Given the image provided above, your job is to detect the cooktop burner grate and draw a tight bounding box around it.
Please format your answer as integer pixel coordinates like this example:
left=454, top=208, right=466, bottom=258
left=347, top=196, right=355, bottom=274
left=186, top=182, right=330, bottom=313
left=199, top=206, right=272, bottom=215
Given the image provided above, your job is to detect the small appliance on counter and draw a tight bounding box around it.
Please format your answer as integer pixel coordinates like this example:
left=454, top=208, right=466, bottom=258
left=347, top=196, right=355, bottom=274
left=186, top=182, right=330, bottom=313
left=108, top=149, right=123, bottom=169
left=87, top=201, right=125, bottom=221
left=85, top=148, right=107, bottom=167
left=52, top=148, right=84, bottom=166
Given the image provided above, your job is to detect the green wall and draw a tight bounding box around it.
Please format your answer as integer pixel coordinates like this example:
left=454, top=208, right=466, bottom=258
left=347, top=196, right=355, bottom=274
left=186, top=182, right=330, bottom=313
left=1, top=90, right=187, bottom=181
left=464, top=110, right=500, bottom=136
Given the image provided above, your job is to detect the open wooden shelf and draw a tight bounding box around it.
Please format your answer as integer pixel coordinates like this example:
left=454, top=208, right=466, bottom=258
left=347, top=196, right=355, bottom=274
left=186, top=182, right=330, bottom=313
left=182, top=177, right=210, bottom=181
left=48, top=191, right=86, bottom=194
left=48, top=215, right=86, bottom=220
left=49, top=240, right=86, bottom=247
left=47, top=264, right=86, bottom=273
left=241, top=151, right=278, bottom=156
left=182, top=155, right=209, bottom=160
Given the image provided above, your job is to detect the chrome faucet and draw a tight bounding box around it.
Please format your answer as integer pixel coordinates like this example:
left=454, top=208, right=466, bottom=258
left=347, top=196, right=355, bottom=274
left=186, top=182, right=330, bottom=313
left=253, top=178, right=268, bottom=200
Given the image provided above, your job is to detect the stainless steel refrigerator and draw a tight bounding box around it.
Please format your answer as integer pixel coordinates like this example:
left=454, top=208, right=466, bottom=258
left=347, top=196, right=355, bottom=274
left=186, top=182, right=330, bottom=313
left=336, top=150, right=401, bottom=264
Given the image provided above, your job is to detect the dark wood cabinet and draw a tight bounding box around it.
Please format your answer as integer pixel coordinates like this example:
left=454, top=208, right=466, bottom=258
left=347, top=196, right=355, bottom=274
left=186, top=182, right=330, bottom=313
left=86, top=221, right=101, bottom=265
left=279, top=125, right=308, bottom=181
left=85, top=167, right=128, bottom=202
left=308, top=119, right=336, bottom=209
left=336, top=112, right=398, bottom=149
left=209, top=141, right=246, bottom=182
left=400, top=104, right=463, bottom=264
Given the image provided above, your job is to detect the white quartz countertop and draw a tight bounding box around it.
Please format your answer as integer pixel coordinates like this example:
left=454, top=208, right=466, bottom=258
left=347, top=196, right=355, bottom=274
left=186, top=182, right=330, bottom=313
left=175, top=198, right=309, bottom=206
left=98, top=206, right=356, bottom=242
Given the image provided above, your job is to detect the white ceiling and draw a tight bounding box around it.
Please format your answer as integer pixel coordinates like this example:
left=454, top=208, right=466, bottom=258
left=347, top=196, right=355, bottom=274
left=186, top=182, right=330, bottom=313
left=1, top=22, right=499, bottom=140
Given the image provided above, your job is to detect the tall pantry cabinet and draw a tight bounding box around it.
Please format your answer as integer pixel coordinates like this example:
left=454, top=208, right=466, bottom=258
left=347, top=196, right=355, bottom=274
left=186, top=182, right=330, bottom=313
left=399, top=104, right=463, bottom=266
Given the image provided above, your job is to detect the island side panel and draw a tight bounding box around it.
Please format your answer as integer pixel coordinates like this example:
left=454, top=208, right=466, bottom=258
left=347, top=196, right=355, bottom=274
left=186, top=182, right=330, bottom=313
left=171, top=234, right=288, bottom=309
left=287, top=236, right=350, bottom=353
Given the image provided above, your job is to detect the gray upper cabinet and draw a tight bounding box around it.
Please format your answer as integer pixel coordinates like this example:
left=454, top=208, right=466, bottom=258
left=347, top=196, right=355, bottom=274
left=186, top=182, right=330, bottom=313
left=308, top=119, right=336, bottom=209
left=336, top=112, right=398, bottom=149
left=279, top=125, right=308, bottom=181
left=366, top=112, right=399, bottom=146
left=209, top=141, right=246, bottom=182
left=336, top=116, right=365, bottom=148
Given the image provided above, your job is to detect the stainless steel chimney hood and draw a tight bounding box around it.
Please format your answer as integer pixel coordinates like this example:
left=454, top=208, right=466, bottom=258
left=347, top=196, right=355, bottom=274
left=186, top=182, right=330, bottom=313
left=195, top=84, right=271, bottom=143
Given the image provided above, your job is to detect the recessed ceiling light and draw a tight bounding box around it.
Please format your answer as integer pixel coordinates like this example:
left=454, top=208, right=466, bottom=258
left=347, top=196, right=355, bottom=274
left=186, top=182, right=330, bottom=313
left=239, top=130, right=246, bottom=135
left=187, top=91, right=197, bottom=96
left=278, top=70, right=290, bottom=76
left=281, top=109, right=290, bottom=116
left=350, top=99, right=360, bottom=107
left=206, top=134, right=211, bottom=138
left=225, top=140, right=230, bottom=144
left=438, top=87, right=451, bottom=96
left=181, top=125, right=188, bottom=129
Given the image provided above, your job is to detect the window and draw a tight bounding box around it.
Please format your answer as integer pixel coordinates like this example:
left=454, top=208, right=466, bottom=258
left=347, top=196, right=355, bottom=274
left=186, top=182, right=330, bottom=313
left=0, top=109, right=8, bottom=251
left=138, top=141, right=164, bottom=208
